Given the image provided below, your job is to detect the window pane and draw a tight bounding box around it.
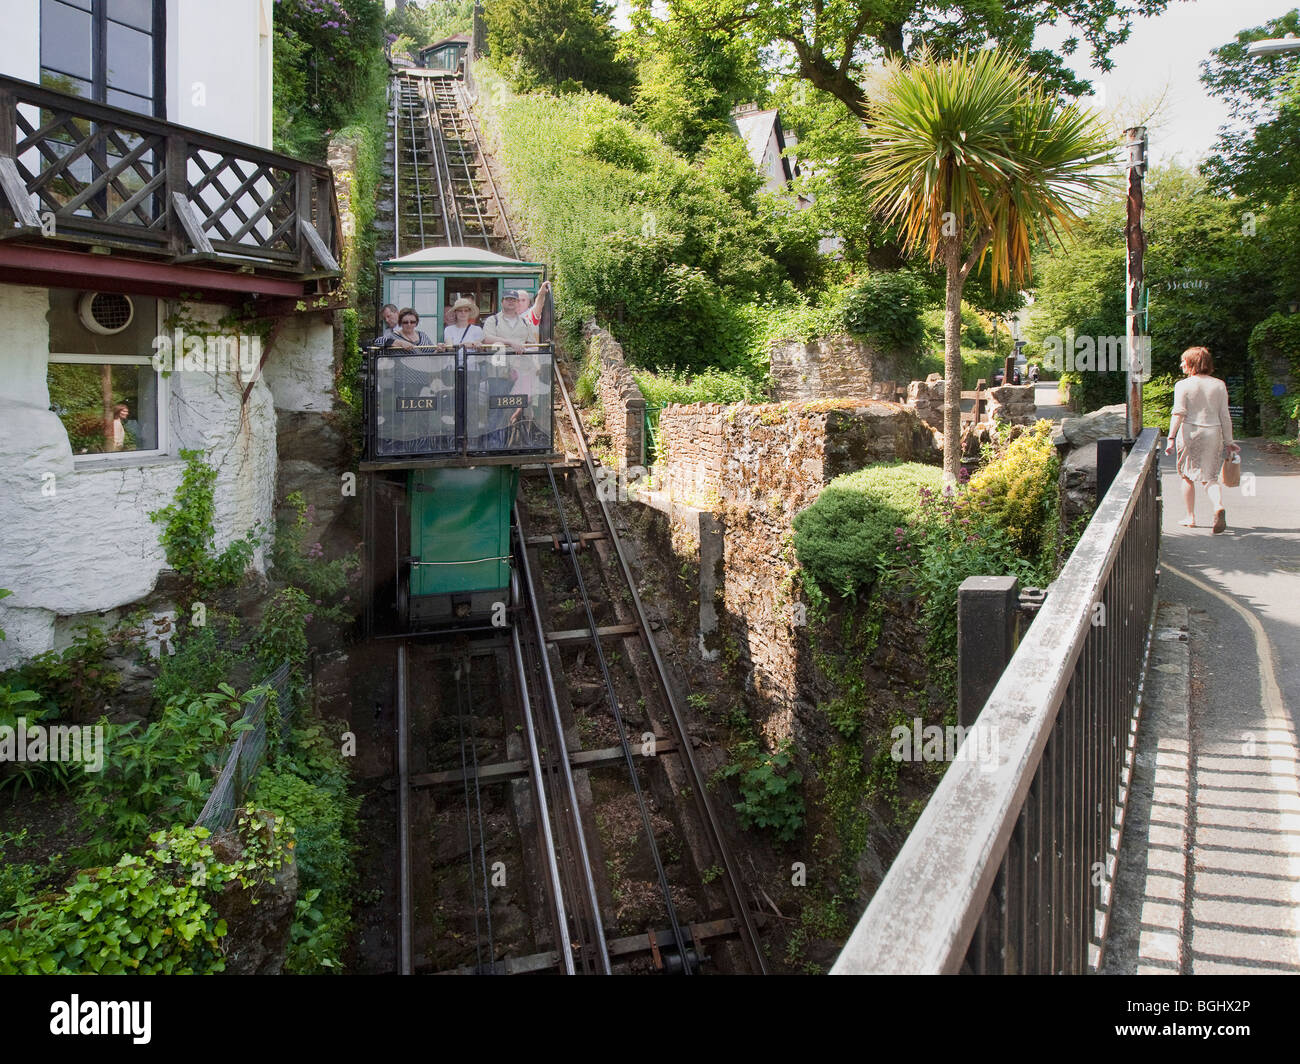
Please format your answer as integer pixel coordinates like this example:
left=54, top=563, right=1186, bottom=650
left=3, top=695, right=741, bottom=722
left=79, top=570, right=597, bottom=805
left=41, top=69, right=93, bottom=102
left=106, top=87, right=153, bottom=116
left=108, top=0, right=153, bottom=31
left=106, top=20, right=152, bottom=98
left=40, top=0, right=93, bottom=82
left=48, top=362, right=158, bottom=455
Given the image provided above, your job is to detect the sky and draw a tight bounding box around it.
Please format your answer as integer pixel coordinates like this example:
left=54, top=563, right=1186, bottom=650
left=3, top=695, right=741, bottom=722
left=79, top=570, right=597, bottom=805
left=1039, top=0, right=1297, bottom=166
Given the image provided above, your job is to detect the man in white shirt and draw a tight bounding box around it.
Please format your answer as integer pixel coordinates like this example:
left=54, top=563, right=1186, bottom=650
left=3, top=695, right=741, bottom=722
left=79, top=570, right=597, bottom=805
left=482, top=289, right=541, bottom=352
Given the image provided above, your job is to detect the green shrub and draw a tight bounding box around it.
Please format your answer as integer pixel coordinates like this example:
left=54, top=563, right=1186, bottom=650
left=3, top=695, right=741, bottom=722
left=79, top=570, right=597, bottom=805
left=1250, top=312, right=1300, bottom=436
left=150, top=449, right=260, bottom=593
left=720, top=738, right=804, bottom=842
left=633, top=365, right=768, bottom=407
left=793, top=463, right=946, bottom=597
left=0, top=811, right=289, bottom=974
left=271, top=491, right=358, bottom=625
left=1142, top=374, right=1178, bottom=435
left=77, top=685, right=260, bottom=863
left=256, top=587, right=311, bottom=685
left=958, top=421, right=1061, bottom=564
left=153, top=623, right=238, bottom=712
left=6, top=624, right=118, bottom=723
left=254, top=767, right=358, bottom=973
left=843, top=271, right=930, bottom=351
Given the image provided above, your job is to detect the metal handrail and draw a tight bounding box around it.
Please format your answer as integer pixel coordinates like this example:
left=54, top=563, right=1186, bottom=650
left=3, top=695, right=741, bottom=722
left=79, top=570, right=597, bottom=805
left=832, top=428, right=1161, bottom=974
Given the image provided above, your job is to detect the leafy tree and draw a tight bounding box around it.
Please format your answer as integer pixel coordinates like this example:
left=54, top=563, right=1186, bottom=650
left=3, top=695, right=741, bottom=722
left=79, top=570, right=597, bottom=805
left=860, top=48, right=1113, bottom=484
left=273, top=0, right=387, bottom=159
left=1028, top=164, right=1282, bottom=420
left=668, top=0, right=1177, bottom=122
left=621, top=2, right=766, bottom=156
left=1201, top=9, right=1300, bottom=205
left=484, top=0, right=635, bottom=100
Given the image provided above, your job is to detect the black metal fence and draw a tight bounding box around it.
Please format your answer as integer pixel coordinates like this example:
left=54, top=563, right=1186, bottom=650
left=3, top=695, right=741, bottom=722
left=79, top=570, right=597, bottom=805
left=832, top=427, right=1162, bottom=974
left=362, top=342, right=555, bottom=463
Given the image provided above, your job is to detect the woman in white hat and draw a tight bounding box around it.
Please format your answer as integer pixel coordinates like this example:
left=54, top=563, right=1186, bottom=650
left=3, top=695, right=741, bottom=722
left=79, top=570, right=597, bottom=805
left=441, top=297, right=485, bottom=348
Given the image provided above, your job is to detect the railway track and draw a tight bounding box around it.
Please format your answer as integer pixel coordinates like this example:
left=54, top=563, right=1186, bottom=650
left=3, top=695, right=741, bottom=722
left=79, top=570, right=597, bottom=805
left=388, top=70, right=517, bottom=258
left=376, top=64, right=766, bottom=975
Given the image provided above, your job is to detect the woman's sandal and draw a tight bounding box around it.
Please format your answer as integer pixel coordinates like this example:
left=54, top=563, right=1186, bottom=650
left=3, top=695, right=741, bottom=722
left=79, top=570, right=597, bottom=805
left=1178, top=516, right=1196, bottom=527
left=1212, top=509, right=1227, bottom=534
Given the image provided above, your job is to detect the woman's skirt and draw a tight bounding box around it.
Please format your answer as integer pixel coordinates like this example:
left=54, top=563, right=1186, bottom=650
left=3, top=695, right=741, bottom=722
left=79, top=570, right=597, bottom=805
left=1176, top=423, right=1224, bottom=483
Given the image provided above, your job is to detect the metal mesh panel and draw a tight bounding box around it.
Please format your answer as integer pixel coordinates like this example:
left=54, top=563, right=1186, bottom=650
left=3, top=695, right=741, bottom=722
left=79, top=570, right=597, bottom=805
left=373, top=349, right=458, bottom=456
left=465, top=349, right=552, bottom=453
left=194, top=662, right=293, bottom=832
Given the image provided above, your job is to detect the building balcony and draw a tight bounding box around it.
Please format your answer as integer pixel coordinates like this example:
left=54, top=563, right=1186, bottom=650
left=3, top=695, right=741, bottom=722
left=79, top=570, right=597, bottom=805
left=0, top=73, right=341, bottom=302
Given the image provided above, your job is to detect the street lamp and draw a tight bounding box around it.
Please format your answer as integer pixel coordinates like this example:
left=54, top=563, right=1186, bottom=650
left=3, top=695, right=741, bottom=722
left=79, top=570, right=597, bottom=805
left=1247, top=34, right=1300, bottom=57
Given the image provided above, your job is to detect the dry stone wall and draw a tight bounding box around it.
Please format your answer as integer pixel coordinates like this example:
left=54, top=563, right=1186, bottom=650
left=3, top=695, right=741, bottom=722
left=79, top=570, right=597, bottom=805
left=769, top=333, right=909, bottom=403
left=653, top=399, right=939, bottom=745
left=584, top=323, right=645, bottom=468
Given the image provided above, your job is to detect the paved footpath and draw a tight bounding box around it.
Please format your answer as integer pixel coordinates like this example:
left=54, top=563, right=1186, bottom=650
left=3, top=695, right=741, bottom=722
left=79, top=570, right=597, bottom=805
left=1108, top=439, right=1300, bottom=973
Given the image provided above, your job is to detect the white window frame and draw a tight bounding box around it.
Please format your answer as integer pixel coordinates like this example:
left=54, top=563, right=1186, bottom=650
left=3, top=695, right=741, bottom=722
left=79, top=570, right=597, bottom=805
left=48, top=303, right=170, bottom=464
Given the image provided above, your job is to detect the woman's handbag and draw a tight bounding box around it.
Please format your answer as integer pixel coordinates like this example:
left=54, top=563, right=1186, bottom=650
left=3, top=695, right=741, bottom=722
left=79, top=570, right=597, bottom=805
left=1222, top=452, right=1241, bottom=488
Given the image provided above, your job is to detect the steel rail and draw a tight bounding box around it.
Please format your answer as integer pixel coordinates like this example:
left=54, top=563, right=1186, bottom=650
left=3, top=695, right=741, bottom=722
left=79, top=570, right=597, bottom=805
left=509, top=614, right=577, bottom=975
left=416, top=77, right=453, bottom=246
left=551, top=362, right=769, bottom=974
left=514, top=512, right=613, bottom=974
left=397, top=641, right=412, bottom=975
left=425, top=79, right=466, bottom=246
left=513, top=605, right=605, bottom=973
left=541, top=460, right=694, bottom=972
left=432, top=79, right=493, bottom=250
left=453, top=653, right=496, bottom=971
left=400, top=78, right=428, bottom=251
left=454, top=80, right=519, bottom=259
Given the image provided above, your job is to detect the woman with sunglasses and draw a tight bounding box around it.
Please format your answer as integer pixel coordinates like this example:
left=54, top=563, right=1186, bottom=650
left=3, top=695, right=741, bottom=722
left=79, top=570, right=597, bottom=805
left=390, top=307, right=435, bottom=350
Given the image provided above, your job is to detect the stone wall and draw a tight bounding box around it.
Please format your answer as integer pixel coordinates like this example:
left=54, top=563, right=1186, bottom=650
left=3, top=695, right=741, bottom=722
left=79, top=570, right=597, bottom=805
left=905, top=378, right=946, bottom=431
left=584, top=323, right=645, bottom=468
left=769, top=333, right=908, bottom=403
left=652, top=399, right=939, bottom=743
left=987, top=384, right=1036, bottom=426
left=656, top=400, right=940, bottom=512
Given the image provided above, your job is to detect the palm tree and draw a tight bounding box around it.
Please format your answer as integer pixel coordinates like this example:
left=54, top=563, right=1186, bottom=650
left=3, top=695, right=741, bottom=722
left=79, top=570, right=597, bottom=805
left=860, top=48, right=1115, bottom=485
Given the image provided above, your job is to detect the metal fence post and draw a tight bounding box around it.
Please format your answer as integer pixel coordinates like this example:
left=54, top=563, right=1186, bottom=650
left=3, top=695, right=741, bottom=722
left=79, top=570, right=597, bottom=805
left=1097, top=437, right=1126, bottom=501
left=957, top=575, right=1020, bottom=728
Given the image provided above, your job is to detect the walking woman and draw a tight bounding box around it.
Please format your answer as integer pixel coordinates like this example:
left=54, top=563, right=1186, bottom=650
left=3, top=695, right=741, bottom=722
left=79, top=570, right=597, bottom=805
left=1164, top=345, right=1241, bottom=533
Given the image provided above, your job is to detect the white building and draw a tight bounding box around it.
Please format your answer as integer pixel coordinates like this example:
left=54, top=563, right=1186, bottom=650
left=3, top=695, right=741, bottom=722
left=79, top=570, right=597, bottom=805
left=729, top=102, right=841, bottom=257
left=0, top=1, right=341, bottom=665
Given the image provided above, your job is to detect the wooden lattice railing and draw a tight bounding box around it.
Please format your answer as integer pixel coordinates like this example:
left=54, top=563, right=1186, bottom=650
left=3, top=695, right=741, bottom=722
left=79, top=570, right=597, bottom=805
left=0, top=74, right=339, bottom=279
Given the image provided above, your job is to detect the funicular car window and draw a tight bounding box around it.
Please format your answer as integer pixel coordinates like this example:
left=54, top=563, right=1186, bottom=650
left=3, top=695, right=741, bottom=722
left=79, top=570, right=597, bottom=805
left=374, top=349, right=457, bottom=456
left=465, top=348, right=552, bottom=453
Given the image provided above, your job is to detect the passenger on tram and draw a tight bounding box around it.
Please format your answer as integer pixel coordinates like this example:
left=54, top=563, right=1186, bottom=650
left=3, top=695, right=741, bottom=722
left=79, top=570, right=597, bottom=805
left=481, top=290, right=539, bottom=352
left=441, top=297, right=485, bottom=348
left=390, top=308, right=435, bottom=349
left=372, top=303, right=400, bottom=345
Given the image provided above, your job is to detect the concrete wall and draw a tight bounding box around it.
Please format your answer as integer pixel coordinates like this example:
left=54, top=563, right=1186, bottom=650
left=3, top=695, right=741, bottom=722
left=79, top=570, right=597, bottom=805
left=0, top=285, right=281, bottom=668
left=0, top=3, right=39, bottom=83
left=169, top=0, right=272, bottom=147
left=2, top=1, right=269, bottom=149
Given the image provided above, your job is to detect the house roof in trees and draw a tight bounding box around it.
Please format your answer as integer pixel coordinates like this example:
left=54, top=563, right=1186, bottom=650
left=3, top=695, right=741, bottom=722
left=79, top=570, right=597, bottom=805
left=729, top=105, right=797, bottom=185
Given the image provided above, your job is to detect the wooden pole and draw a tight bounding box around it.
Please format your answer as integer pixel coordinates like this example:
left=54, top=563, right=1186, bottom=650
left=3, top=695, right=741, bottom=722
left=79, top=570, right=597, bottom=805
left=1124, top=127, right=1147, bottom=440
